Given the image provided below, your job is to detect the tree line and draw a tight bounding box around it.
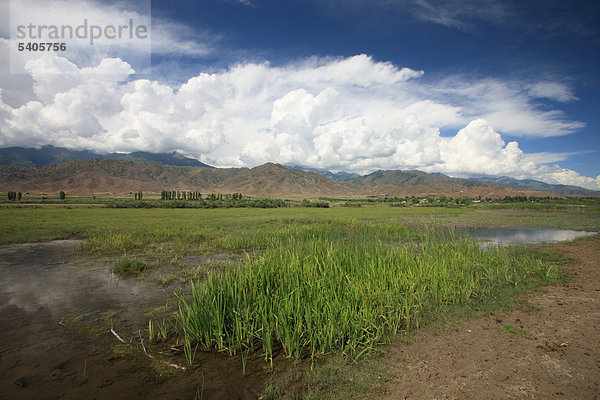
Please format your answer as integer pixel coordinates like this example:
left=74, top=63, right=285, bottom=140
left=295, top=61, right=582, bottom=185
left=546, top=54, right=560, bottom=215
left=159, top=191, right=243, bottom=201
left=7, top=191, right=22, bottom=201
left=6, top=191, right=68, bottom=201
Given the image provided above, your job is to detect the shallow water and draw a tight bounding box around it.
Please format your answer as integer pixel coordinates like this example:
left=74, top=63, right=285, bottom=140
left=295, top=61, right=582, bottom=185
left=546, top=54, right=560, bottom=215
left=0, top=240, right=269, bottom=400
left=460, top=227, right=597, bottom=247
left=0, top=240, right=168, bottom=325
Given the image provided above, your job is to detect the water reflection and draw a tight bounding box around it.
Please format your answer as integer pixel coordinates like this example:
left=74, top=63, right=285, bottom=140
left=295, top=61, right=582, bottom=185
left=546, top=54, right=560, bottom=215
left=461, top=228, right=597, bottom=247
left=0, top=240, right=168, bottom=325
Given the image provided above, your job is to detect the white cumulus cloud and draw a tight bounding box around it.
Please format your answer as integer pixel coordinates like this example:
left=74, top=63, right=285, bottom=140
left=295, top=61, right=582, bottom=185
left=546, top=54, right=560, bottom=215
left=0, top=53, right=598, bottom=191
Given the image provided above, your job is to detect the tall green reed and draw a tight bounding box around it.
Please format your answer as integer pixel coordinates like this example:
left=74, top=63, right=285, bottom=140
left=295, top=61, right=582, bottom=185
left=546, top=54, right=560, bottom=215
left=178, top=225, right=558, bottom=365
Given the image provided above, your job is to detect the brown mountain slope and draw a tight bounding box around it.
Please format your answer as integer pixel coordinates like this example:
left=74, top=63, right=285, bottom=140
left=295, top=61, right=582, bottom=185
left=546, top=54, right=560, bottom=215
left=0, top=159, right=558, bottom=198
left=0, top=159, right=357, bottom=197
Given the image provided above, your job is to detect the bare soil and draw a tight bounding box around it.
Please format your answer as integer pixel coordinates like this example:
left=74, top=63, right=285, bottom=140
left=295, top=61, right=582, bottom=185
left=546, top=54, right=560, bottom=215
left=371, top=236, right=600, bottom=399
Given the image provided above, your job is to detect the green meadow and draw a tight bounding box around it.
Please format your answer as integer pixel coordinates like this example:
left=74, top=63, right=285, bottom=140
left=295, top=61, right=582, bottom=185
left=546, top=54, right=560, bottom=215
left=1, top=201, right=597, bottom=252
left=0, top=200, right=598, bottom=388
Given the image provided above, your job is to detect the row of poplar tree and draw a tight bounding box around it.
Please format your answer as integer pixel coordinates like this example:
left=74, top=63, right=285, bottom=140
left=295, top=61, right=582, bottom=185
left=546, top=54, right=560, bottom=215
left=7, top=191, right=22, bottom=201
left=6, top=191, right=66, bottom=200
left=160, top=191, right=243, bottom=201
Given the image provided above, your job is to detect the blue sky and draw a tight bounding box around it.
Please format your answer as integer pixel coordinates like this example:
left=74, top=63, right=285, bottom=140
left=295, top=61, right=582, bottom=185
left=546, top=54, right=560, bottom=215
left=151, top=0, right=600, bottom=175
left=1, top=0, right=599, bottom=189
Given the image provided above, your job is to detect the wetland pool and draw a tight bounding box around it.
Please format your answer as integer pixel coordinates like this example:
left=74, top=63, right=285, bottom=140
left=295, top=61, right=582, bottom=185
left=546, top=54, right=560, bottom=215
left=0, top=240, right=270, bottom=400
left=461, top=227, right=598, bottom=247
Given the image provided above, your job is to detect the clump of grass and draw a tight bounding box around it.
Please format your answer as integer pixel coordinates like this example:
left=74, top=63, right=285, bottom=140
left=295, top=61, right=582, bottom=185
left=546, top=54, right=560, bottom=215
left=178, top=226, right=559, bottom=365
left=157, top=319, right=169, bottom=341
left=183, top=340, right=198, bottom=366
left=497, top=323, right=536, bottom=340
left=181, top=265, right=209, bottom=281
left=113, top=257, right=150, bottom=276
left=262, top=382, right=284, bottom=400
left=304, top=354, right=387, bottom=400
left=155, top=273, right=178, bottom=286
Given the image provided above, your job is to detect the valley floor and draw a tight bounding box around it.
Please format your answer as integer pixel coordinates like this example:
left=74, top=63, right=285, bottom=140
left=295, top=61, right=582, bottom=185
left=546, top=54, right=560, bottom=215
left=1, top=205, right=598, bottom=399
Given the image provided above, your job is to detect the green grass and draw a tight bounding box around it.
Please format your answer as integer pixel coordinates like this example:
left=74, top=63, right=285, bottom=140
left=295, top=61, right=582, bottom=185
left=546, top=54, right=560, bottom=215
left=497, top=323, right=536, bottom=340
left=113, top=257, right=151, bottom=276
left=262, top=383, right=284, bottom=400
left=0, top=206, right=464, bottom=257
left=178, top=225, right=560, bottom=365
left=1, top=204, right=596, bottom=256
left=303, top=355, right=387, bottom=400
left=0, top=200, right=595, bottom=399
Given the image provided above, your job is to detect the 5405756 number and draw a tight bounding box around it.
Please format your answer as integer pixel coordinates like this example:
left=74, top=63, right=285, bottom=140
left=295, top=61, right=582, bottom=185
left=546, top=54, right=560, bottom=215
left=17, top=42, right=67, bottom=51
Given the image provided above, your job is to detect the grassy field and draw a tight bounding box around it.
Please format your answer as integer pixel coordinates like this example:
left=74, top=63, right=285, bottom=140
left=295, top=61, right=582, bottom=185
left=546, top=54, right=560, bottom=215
left=1, top=202, right=597, bottom=253
left=0, top=200, right=598, bottom=398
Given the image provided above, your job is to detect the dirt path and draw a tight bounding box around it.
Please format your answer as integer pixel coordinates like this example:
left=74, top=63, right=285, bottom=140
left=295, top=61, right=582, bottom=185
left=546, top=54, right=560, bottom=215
left=372, top=236, right=600, bottom=399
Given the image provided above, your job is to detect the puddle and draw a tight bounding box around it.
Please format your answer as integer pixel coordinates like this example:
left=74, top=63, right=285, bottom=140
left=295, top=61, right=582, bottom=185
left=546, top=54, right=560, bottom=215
left=458, top=228, right=597, bottom=247
left=0, top=240, right=271, bottom=399
left=0, top=240, right=168, bottom=324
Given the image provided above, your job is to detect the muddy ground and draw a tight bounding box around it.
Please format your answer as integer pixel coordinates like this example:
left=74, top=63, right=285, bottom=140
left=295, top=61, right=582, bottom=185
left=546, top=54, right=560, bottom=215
left=369, top=236, right=599, bottom=399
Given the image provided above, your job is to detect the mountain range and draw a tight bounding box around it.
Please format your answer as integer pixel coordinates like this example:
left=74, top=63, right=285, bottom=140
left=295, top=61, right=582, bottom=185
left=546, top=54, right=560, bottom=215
left=291, top=166, right=599, bottom=198
left=0, top=146, right=597, bottom=198
left=0, top=145, right=212, bottom=168
left=469, top=176, right=600, bottom=198
left=0, top=160, right=356, bottom=197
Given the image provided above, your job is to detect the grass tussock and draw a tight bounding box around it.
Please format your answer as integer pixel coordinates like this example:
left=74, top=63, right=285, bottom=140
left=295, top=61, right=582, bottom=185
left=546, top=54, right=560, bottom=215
left=113, top=257, right=151, bottom=276
left=497, top=323, right=536, bottom=340
left=178, top=226, right=559, bottom=365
